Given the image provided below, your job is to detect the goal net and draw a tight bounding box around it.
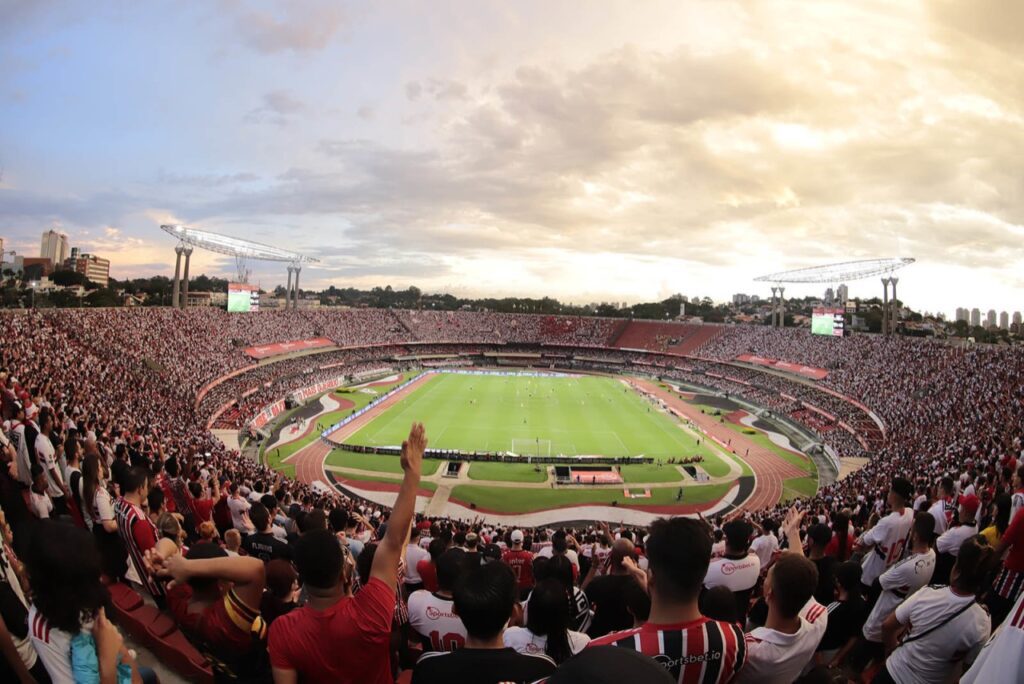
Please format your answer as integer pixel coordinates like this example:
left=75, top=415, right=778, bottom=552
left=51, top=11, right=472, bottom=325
left=512, top=438, right=551, bottom=458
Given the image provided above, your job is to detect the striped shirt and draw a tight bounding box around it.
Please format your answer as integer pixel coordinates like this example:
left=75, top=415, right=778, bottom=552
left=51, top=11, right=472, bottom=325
left=589, top=616, right=746, bottom=683
left=115, top=497, right=164, bottom=600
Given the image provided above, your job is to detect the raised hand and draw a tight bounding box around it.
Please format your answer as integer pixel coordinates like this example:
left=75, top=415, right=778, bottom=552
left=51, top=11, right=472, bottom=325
left=400, top=422, right=427, bottom=476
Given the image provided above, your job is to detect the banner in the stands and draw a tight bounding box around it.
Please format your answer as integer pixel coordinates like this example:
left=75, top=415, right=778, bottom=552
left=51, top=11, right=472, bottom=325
left=244, top=337, right=334, bottom=359
left=735, top=355, right=829, bottom=380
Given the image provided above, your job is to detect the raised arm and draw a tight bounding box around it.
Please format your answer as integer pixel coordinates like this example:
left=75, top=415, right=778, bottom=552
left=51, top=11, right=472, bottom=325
left=151, top=550, right=266, bottom=610
left=371, top=422, right=425, bottom=585
left=781, top=506, right=806, bottom=556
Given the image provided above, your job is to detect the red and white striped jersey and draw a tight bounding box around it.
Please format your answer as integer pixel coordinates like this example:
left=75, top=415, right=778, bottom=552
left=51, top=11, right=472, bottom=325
left=588, top=615, right=746, bottom=683
left=28, top=605, right=76, bottom=684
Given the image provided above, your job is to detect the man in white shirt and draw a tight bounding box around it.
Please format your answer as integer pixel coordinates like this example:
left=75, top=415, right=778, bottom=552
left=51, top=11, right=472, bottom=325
left=405, top=526, right=431, bottom=593
left=860, top=512, right=936, bottom=660
left=704, top=518, right=761, bottom=622
left=937, top=494, right=980, bottom=557
left=738, top=549, right=827, bottom=683
left=408, top=549, right=469, bottom=652
left=927, top=477, right=957, bottom=536
left=856, top=477, right=915, bottom=589
left=750, top=518, right=780, bottom=568
left=227, top=483, right=253, bottom=533
left=35, top=412, right=67, bottom=518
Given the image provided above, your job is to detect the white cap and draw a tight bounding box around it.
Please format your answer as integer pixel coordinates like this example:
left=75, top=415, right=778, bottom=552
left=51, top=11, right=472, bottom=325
left=510, top=530, right=524, bottom=544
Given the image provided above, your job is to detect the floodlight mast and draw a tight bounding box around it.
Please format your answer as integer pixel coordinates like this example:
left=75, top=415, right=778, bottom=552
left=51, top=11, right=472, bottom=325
left=159, top=224, right=318, bottom=310
left=754, top=257, right=914, bottom=335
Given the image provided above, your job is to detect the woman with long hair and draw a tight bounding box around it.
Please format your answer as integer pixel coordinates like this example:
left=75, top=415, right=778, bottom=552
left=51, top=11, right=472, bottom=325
left=25, top=520, right=154, bottom=683
left=980, top=494, right=1011, bottom=546
left=81, top=453, right=126, bottom=580
left=503, top=579, right=590, bottom=664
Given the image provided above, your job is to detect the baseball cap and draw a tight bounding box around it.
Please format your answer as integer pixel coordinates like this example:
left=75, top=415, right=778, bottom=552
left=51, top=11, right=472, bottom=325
left=510, top=529, right=524, bottom=544
left=545, top=646, right=674, bottom=683
left=959, top=494, right=981, bottom=518
left=482, top=543, right=502, bottom=562
left=890, top=477, right=914, bottom=502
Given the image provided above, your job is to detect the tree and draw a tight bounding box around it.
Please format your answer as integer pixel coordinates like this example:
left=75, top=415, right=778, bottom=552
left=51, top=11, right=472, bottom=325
left=85, top=288, right=120, bottom=308
left=51, top=270, right=90, bottom=288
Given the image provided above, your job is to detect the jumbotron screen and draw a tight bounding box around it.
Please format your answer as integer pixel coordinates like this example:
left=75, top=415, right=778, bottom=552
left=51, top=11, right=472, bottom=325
left=227, top=283, right=260, bottom=313
left=811, top=307, right=845, bottom=336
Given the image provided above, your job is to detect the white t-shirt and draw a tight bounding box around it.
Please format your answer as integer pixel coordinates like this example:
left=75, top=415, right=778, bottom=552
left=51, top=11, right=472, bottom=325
left=704, top=553, right=761, bottom=592
left=30, top=490, right=53, bottom=519
left=36, top=434, right=64, bottom=497
left=885, top=586, right=991, bottom=684
left=927, top=498, right=955, bottom=536
left=537, top=547, right=580, bottom=570
left=407, top=590, right=467, bottom=651
left=862, top=549, right=936, bottom=642
left=737, top=599, right=828, bottom=684
left=859, top=508, right=914, bottom=586
left=961, top=588, right=1024, bottom=684
left=936, top=524, right=978, bottom=556
left=227, top=495, right=252, bottom=532
left=750, top=533, right=780, bottom=568
left=1010, top=490, right=1024, bottom=524
left=405, top=543, right=430, bottom=584
left=28, top=605, right=78, bottom=684
left=503, top=626, right=590, bottom=657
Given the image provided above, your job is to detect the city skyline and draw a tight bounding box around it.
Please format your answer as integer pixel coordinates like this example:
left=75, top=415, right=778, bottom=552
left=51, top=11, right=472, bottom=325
left=2, top=1, right=1023, bottom=317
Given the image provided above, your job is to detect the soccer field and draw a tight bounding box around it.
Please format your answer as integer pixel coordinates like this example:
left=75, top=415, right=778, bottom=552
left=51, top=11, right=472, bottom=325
left=345, top=373, right=731, bottom=474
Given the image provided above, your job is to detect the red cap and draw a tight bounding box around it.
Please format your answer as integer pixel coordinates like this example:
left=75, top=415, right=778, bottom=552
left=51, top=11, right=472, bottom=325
left=959, top=494, right=980, bottom=517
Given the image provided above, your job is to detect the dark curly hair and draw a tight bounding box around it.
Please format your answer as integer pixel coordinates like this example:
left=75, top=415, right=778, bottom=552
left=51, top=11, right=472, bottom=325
left=25, top=520, right=108, bottom=633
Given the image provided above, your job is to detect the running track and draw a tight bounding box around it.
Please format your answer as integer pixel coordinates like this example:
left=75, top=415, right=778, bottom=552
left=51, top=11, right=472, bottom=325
left=289, top=374, right=435, bottom=488
left=630, top=378, right=806, bottom=510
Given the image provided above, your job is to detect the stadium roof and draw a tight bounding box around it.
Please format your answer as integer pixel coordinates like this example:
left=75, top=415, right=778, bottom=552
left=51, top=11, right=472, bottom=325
left=754, top=257, right=914, bottom=284
left=159, top=224, right=318, bottom=264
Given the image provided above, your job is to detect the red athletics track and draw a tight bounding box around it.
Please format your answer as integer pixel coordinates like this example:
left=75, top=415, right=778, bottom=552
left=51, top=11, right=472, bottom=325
left=289, top=374, right=435, bottom=487
left=629, top=378, right=806, bottom=511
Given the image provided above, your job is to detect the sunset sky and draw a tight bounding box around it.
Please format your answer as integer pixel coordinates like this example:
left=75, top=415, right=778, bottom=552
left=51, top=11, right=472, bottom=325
left=1, top=0, right=1022, bottom=316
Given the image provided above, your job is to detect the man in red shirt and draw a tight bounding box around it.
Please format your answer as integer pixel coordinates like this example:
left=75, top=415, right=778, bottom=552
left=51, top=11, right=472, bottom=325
left=589, top=517, right=747, bottom=682
left=502, top=530, right=534, bottom=599
left=989, top=506, right=1024, bottom=627
left=268, top=422, right=427, bottom=684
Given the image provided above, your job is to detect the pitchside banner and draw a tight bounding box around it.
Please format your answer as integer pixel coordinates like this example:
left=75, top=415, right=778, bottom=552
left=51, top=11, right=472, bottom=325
left=244, top=337, right=335, bottom=359
left=735, top=354, right=829, bottom=381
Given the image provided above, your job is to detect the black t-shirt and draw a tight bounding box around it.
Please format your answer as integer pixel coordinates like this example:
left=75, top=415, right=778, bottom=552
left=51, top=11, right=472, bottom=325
left=586, top=574, right=638, bottom=638
left=812, top=556, right=839, bottom=606
left=411, top=647, right=555, bottom=684
left=818, top=597, right=867, bottom=651
left=242, top=531, right=292, bottom=562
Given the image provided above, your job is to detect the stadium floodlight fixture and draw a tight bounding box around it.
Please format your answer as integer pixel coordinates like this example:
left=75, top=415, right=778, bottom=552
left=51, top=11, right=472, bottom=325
left=159, top=224, right=318, bottom=264
left=754, top=257, right=914, bottom=284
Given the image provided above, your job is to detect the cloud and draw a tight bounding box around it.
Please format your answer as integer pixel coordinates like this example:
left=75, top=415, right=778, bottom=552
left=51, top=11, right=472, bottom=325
left=244, top=90, right=306, bottom=126
left=221, top=0, right=347, bottom=54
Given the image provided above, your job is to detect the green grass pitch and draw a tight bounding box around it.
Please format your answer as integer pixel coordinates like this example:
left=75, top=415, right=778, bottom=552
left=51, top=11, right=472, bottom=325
left=345, top=373, right=731, bottom=475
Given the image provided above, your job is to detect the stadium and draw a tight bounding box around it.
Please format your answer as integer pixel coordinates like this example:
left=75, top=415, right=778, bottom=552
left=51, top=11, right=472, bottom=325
left=4, top=3, right=1024, bottom=683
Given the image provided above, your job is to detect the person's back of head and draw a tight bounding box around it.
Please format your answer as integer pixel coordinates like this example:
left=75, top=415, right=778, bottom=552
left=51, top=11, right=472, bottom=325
left=911, top=510, right=934, bottom=545
left=147, top=487, right=165, bottom=515
left=428, top=536, right=448, bottom=562
left=123, top=465, right=150, bottom=496
left=951, top=536, right=996, bottom=596
left=646, top=517, right=710, bottom=605
left=940, top=476, right=955, bottom=496
left=700, top=585, right=739, bottom=624
left=834, top=561, right=862, bottom=600
left=224, top=528, right=241, bottom=552
left=552, top=530, right=568, bottom=554
left=25, top=521, right=106, bottom=634
left=261, top=494, right=279, bottom=516
left=436, top=548, right=469, bottom=593
left=807, top=523, right=831, bottom=551
left=250, top=502, right=270, bottom=532
left=767, top=554, right=818, bottom=620
left=454, top=561, right=517, bottom=640
left=299, top=509, right=327, bottom=534
left=295, top=528, right=345, bottom=593
left=723, top=519, right=753, bottom=554
left=543, top=555, right=575, bottom=591
left=527, top=579, right=574, bottom=663
left=608, top=538, right=635, bottom=574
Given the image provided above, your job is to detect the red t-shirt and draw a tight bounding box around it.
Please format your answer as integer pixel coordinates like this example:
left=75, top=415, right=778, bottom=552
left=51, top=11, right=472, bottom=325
left=417, top=559, right=439, bottom=593
left=1002, top=509, right=1024, bottom=572
left=502, top=549, right=535, bottom=590
left=268, top=578, right=395, bottom=683
left=167, top=584, right=258, bottom=653
left=825, top=533, right=856, bottom=561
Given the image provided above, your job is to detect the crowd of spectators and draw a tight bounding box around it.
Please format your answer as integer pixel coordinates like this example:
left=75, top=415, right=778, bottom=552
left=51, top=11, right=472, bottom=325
left=1, top=309, right=1024, bottom=682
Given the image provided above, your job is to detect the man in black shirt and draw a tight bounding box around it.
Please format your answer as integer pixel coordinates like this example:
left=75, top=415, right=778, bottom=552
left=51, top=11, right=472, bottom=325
left=412, top=561, right=556, bottom=684
left=242, top=502, right=292, bottom=562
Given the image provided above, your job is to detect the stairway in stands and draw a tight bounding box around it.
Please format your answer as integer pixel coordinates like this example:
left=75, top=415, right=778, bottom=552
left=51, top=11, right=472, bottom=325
left=674, top=325, right=723, bottom=356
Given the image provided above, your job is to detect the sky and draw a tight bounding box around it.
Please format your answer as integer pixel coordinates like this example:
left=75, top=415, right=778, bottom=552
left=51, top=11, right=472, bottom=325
left=1, top=0, right=1023, bottom=317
